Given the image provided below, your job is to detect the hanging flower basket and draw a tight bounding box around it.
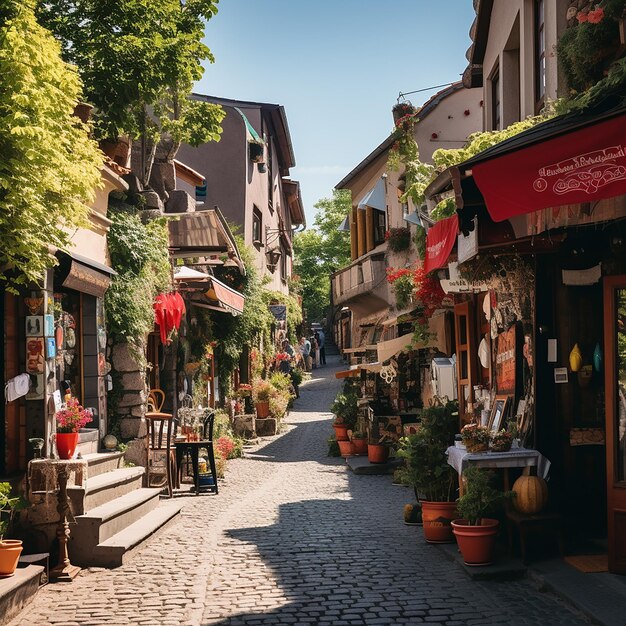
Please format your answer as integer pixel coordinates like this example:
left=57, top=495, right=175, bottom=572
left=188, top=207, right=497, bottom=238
left=392, top=101, right=417, bottom=124
left=249, top=139, right=265, bottom=163
left=385, top=227, right=411, bottom=252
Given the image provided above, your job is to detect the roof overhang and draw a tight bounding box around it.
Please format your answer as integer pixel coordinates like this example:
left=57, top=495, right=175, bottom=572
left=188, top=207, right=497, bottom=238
left=462, top=0, right=495, bottom=88
left=174, top=159, right=205, bottom=187
left=282, top=179, right=306, bottom=227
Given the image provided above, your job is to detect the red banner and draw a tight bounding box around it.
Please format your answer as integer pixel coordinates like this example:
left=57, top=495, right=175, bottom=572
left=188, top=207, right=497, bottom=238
left=424, top=214, right=458, bottom=274
left=472, top=113, right=626, bottom=222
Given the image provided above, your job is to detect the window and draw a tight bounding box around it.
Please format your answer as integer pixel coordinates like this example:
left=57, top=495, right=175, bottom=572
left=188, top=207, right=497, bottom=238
left=535, top=0, right=546, bottom=106
left=373, top=211, right=386, bottom=246
left=252, top=206, right=262, bottom=246
left=491, top=66, right=501, bottom=130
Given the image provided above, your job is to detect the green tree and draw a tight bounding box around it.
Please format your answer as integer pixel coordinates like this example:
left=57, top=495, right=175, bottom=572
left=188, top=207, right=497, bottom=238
left=293, top=189, right=352, bottom=322
left=0, top=2, right=103, bottom=291
left=37, top=0, right=225, bottom=180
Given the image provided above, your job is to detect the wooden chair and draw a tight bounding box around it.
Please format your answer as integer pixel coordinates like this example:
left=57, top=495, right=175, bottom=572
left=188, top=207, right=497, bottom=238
left=145, top=390, right=176, bottom=498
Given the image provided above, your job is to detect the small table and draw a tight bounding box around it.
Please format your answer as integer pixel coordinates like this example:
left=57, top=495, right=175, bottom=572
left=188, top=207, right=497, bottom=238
left=175, top=441, right=218, bottom=495
left=28, top=459, right=87, bottom=582
left=446, top=446, right=549, bottom=494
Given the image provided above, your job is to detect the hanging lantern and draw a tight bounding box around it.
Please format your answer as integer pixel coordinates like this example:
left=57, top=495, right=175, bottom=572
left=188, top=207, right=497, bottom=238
left=569, top=344, right=583, bottom=372
left=593, top=343, right=603, bottom=373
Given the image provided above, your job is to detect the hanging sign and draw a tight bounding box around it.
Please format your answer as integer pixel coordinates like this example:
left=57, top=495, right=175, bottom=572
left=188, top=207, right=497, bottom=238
left=440, top=262, right=495, bottom=294
left=424, top=214, right=458, bottom=274
left=495, top=325, right=517, bottom=395
left=562, top=264, right=602, bottom=286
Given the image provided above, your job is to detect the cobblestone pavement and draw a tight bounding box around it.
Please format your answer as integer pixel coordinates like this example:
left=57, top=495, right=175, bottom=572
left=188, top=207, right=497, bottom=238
left=10, top=356, right=590, bottom=626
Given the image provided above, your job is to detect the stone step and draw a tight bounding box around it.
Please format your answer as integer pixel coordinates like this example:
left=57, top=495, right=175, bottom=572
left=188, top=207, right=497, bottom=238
left=90, top=502, right=184, bottom=568
left=82, top=451, right=126, bottom=479
left=69, top=488, right=162, bottom=565
left=0, top=565, right=44, bottom=626
left=76, top=428, right=99, bottom=456
left=68, top=466, right=146, bottom=515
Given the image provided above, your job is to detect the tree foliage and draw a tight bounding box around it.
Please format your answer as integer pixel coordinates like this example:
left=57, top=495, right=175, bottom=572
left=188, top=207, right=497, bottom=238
left=37, top=0, right=225, bottom=145
left=293, top=189, right=352, bottom=322
left=0, top=2, right=103, bottom=291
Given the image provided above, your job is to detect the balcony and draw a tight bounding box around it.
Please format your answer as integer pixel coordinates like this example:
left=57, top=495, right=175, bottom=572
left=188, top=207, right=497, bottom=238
left=331, top=252, right=389, bottom=309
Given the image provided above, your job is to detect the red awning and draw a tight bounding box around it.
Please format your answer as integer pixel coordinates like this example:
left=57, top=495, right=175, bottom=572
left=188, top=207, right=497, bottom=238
left=206, top=277, right=245, bottom=315
left=424, top=214, right=458, bottom=274
left=472, top=114, right=626, bottom=222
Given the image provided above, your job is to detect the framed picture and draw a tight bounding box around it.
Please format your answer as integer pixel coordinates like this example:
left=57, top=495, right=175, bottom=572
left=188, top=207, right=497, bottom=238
left=489, top=395, right=510, bottom=433
left=25, top=316, right=44, bottom=337
left=26, top=374, right=45, bottom=400
left=46, top=337, right=57, bottom=359
left=26, top=337, right=45, bottom=373
left=44, top=314, right=55, bottom=337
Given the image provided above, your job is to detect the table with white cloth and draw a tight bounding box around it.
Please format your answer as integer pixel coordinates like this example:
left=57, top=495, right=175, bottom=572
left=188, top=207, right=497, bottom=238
left=445, top=445, right=550, bottom=495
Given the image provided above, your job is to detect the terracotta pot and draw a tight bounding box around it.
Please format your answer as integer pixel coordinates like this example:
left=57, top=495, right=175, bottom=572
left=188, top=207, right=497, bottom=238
left=351, top=438, right=368, bottom=455
left=56, top=432, right=79, bottom=460
left=337, top=440, right=354, bottom=457
left=333, top=424, right=349, bottom=441
left=367, top=444, right=389, bottom=464
left=452, top=518, right=500, bottom=566
left=420, top=501, right=458, bottom=543
left=256, top=401, right=270, bottom=418
left=0, top=540, right=23, bottom=577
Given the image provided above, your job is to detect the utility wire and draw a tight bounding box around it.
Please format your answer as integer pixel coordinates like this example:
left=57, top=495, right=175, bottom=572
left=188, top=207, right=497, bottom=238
left=398, top=82, right=454, bottom=102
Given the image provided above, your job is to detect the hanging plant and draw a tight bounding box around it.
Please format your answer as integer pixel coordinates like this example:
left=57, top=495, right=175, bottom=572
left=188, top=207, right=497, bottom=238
left=385, top=227, right=412, bottom=252
left=411, top=265, right=446, bottom=345
left=386, top=267, right=414, bottom=310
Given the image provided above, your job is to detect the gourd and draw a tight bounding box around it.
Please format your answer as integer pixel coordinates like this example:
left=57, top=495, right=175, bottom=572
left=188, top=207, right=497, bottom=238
left=512, top=474, right=548, bottom=514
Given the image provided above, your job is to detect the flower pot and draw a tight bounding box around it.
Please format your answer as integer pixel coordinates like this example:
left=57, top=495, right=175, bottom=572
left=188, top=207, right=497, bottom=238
left=337, top=440, right=354, bottom=457
left=256, top=401, right=270, bottom=418
left=452, top=518, right=500, bottom=566
left=465, top=441, right=489, bottom=453
left=420, top=501, right=458, bottom=543
left=367, top=444, right=389, bottom=464
left=351, top=438, right=368, bottom=455
left=56, top=432, right=79, bottom=460
left=0, top=540, right=23, bottom=577
left=333, top=424, right=349, bottom=442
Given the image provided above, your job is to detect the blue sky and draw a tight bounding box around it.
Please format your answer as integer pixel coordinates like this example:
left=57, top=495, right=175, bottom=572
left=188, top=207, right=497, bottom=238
left=197, top=0, right=476, bottom=226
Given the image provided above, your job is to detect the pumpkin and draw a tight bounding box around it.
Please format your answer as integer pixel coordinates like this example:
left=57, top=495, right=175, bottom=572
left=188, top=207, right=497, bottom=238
left=512, top=474, right=549, bottom=514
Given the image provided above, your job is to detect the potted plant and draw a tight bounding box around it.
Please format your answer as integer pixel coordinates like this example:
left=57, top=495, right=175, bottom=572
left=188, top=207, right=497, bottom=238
left=385, top=227, right=412, bottom=253
left=0, top=483, right=26, bottom=577
left=55, top=394, right=93, bottom=459
left=350, top=430, right=368, bottom=455
left=490, top=429, right=513, bottom=452
left=392, top=101, right=416, bottom=124
left=397, top=400, right=459, bottom=543
left=452, top=467, right=511, bottom=566
left=252, top=378, right=273, bottom=418
left=248, top=138, right=265, bottom=163
left=461, top=423, right=491, bottom=453
left=331, top=390, right=358, bottom=441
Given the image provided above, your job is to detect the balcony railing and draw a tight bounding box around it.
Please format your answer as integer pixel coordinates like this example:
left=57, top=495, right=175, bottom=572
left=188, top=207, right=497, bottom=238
left=332, top=252, right=387, bottom=306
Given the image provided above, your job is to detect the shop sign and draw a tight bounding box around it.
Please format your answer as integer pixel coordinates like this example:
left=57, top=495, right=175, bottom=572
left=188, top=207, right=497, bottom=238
left=495, top=325, right=517, bottom=395
left=62, top=261, right=111, bottom=298
left=457, top=219, right=478, bottom=263
left=269, top=304, right=286, bottom=321
left=440, top=262, right=495, bottom=294
left=424, top=214, right=458, bottom=274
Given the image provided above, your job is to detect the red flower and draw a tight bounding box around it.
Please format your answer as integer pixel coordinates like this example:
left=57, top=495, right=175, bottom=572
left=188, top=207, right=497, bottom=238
left=587, top=7, right=604, bottom=23
left=576, top=11, right=588, bottom=23
left=386, top=267, right=413, bottom=284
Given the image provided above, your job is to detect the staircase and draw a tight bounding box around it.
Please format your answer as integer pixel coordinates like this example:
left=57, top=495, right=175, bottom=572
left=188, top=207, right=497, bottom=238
left=67, top=452, right=183, bottom=568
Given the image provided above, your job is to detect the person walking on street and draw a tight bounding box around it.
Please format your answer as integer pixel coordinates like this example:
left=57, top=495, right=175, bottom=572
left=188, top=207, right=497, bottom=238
left=298, top=336, right=311, bottom=372
left=317, top=328, right=326, bottom=365
left=311, top=334, right=319, bottom=369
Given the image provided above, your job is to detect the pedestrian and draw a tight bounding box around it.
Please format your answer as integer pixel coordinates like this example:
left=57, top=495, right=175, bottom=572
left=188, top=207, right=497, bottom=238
left=282, top=339, right=295, bottom=359
left=298, top=336, right=312, bottom=372
left=318, top=328, right=326, bottom=365
left=313, top=332, right=321, bottom=368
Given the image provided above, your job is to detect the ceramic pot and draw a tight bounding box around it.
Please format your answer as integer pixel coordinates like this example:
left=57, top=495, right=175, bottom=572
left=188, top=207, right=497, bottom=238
left=256, top=401, right=270, bottom=418
left=367, top=444, right=389, bottom=464
left=421, top=501, right=458, bottom=543
left=0, top=540, right=23, bottom=577
left=56, top=432, right=79, bottom=460
left=333, top=424, right=349, bottom=441
left=452, top=518, right=500, bottom=566
left=337, top=440, right=354, bottom=457
left=351, top=438, right=368, bottom=455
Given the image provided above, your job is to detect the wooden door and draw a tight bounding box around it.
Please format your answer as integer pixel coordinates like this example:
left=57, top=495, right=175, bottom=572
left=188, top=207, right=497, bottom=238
left=454, top=300, right=477, bottom=421
left=604, top=275, right=626, bottom=573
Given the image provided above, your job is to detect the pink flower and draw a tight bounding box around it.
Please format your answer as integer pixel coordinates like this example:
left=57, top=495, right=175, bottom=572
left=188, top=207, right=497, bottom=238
left=576, top=11, right=588, bottom=23
left=587, top=7, right=604, bottom=23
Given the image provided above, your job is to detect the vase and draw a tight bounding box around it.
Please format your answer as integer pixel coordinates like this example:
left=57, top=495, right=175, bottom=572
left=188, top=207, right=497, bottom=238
left=337, top=440, right=354, bottom=457
left=0, top=540, right=23, bottom=577
left=256, top=401, right=270, bottom=418
left=351, top=438, right=368, bottom=455
left=367, top=444, right=389, bottom=464
left=333, top=424, right=349, bottom=442
left=421, top=501, right=458, bottom=543
left=452, top=519, right=499, bottom=566
left=464, top=441, right=489, bottom=453
left=56, top=432, right=79, bottom=460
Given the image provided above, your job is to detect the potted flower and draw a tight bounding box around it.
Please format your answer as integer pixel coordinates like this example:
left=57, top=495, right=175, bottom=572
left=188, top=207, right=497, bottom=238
left=330, top=390, right=358, bottom=441
left=55, top=395, right=93, bottom=459
left=248, top=138, right=265, bottom=163
left=252, top=378, right=273, bottom=418
left=0, top=482, right=26, bottom=577
left=392, top=101, right=416, bottom=124
left=397, top=400, right=459, bottom=543
left=385, top=227, right=412, bottom=253
left=461, top=423, right=491, bottom=453
left=490, top=429, right=513, bottom=452
left=452, top=467, right=511, bottom=566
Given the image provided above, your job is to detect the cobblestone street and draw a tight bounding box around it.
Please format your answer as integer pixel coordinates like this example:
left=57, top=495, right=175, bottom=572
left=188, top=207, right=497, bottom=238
left=10, top=357, right=589, bottom=626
